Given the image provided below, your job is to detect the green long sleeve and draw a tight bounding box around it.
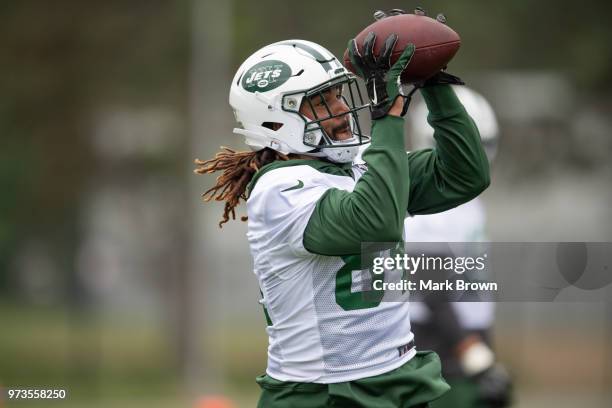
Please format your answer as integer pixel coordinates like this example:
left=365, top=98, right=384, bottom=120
left=304, top=115, right=410, bottom=256
left=406, top=85, right=490, bottom=215
left=303, top=86, right=490, bottom=256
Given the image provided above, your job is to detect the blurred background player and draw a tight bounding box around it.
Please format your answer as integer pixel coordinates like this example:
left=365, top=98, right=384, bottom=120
left=405, top=86, right=513, bottom=408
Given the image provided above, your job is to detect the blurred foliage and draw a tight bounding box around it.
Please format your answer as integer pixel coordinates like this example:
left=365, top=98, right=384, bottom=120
left=232, top=0, right=612, bottom=92
left=2, top=0, right=611, bottom=290
left=0, top=0, right=190, bottom=291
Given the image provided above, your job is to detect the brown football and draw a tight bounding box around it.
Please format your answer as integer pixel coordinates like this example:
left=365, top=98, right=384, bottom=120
left=343, top=14, right=461, bottom=83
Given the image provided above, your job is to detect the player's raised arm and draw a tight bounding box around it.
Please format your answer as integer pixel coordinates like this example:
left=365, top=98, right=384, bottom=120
left=405, top=82, right=490, bottom=215
left=303, top=35, right=416, bottom=256
left=345, top=8, right=490, bottom=215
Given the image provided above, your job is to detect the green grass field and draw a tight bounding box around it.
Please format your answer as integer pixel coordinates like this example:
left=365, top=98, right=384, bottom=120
left=0, top=301, right=263, bottom=407
left=1, top=301, right=610, bottom=407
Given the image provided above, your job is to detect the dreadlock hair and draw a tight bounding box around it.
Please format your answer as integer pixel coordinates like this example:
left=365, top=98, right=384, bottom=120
left=194, top=147, right=288, bottom=228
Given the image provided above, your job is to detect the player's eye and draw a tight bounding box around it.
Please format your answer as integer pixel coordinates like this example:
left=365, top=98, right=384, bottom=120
left=310, top=95, right=324, bottom=107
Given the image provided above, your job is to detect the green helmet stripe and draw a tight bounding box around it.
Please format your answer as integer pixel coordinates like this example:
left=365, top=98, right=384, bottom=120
left=277, top=41, right=339, bottom=72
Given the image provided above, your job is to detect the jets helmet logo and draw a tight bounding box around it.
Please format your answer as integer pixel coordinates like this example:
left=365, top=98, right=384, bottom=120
left=241, top=60, right=291, bottom=93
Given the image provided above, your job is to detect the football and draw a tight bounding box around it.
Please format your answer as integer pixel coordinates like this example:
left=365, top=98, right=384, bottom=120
left=343, top=13, right=461, bottom=83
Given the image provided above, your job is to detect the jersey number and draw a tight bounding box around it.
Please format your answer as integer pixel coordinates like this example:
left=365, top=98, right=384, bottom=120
left=335, top=255, right=384, bottom=311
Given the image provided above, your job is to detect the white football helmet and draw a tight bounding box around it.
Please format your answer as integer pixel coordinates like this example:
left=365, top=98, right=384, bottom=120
left=229, top=40, right=370, bottom=163
left=410, top=86, right=499, bottom=162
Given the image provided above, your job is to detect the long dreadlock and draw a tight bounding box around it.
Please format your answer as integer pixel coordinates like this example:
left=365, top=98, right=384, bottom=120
left=194, top=147, right=288, bottom=227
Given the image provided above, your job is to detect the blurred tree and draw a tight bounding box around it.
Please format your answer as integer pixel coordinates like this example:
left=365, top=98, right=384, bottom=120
left=2, top=0, right=611, bottom=292
left=232, top=0, right=612, bottom=93
left=0, top=0, right=189, bottom=294
left=0, top=0, right=192, bottom=397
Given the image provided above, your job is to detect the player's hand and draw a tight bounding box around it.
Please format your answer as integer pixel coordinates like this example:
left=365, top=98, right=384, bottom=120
left=419, top=71, right=465, bottom=87
left=373, top=6, right=447, bottom=23
left=373, top=8, right=408, bottom=20
left=474, top=363, right=513, bottom=408
left=372, top=7, right=465, bottom=89
left=347, top=32, right=415, bottom=119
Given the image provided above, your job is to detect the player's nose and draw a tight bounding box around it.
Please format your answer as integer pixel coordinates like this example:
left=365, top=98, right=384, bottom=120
left=330, top=98, right=350, bottom=116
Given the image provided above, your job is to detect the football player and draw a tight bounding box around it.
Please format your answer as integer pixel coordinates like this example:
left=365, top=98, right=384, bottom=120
left=195, top=31, right=490, bottom=407
left=405, top=86, right=513, bottom=408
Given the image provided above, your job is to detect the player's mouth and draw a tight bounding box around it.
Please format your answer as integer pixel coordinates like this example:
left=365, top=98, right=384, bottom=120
left=333, top=122, right=351, bottom=140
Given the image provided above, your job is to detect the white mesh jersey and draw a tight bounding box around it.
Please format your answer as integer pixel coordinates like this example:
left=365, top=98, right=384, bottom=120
left=403, top=199, right=495, bottom=330
left=247, top=160, right=415, bottom=383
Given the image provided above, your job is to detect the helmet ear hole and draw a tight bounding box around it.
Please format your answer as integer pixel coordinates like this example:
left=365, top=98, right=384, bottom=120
left=262, top=122, right=284, bottom=131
